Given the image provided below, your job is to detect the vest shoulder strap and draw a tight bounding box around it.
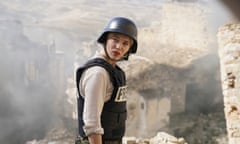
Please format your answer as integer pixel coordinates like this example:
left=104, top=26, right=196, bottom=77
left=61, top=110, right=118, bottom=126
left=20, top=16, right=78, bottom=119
left=76, top=58, right=116, bottom=98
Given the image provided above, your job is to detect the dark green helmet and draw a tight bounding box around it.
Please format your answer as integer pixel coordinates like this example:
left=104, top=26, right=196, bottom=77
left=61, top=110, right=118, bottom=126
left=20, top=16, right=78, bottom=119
left=97, top=17, right=138, bottom=54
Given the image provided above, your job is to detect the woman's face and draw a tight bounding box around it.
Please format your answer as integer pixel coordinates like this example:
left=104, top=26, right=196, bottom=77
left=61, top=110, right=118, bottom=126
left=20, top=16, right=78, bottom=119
left=105, top=32, right=132, bottom=61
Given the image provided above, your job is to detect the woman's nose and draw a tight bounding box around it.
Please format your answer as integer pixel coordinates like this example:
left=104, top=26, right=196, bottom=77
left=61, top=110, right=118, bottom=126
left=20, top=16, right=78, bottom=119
left=116, top=42, right=123, bottom=50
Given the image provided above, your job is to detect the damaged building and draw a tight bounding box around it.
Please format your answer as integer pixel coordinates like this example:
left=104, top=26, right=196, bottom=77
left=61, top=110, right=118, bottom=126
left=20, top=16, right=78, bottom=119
left=0, top=19, right=68, bottom=144
left=218, top=23, right=240, bottom=144
left=1, top=0, right=240, bottom=144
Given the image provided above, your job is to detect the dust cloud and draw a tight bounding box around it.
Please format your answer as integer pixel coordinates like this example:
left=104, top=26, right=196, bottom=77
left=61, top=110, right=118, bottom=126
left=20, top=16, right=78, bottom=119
left=0, top=0, right=234, bottom=143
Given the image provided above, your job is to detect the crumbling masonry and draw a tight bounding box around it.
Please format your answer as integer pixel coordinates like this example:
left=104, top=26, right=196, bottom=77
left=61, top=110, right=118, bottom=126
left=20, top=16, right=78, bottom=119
left=218, top=23, right=240, bottom=144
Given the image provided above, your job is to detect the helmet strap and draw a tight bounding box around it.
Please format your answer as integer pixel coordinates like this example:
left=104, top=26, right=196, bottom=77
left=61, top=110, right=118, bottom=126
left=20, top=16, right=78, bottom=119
left=122, top=51, right=130, bottom=60
left=103, top=43, right=118, bottom=62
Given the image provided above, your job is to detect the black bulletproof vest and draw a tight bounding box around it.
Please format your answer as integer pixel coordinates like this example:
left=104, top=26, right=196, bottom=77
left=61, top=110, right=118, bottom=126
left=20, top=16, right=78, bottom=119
left=76, top=58, right=127, bottom=140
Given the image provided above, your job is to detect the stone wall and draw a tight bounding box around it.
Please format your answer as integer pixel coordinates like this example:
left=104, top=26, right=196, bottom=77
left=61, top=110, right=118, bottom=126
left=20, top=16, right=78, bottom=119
left=159, top=2, right=209, bottom=50
left=137, top=2, right=211, bottom=67
left=217, top=23, right=240, bottom=143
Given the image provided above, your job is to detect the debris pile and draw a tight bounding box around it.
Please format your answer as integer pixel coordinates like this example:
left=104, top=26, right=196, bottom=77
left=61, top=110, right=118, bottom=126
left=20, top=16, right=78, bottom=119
left=123, top=132, right=187, bottom=144
left=25, top=128, right=75, bottom=144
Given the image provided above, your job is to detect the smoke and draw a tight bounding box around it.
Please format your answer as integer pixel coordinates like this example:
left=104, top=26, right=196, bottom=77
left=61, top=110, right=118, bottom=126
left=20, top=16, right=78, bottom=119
left=0, top=0, right=235, bottom=143
left=0, top=20, right=56, bottom=144
left=207, top=0, right=234, bottom=33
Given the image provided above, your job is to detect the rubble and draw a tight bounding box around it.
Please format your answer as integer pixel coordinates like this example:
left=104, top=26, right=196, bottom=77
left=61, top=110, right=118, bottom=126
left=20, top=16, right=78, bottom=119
left=25, top=128, right=75, bottom=144
left=123, top=132, right=187, bottom=144
left=149, top=132, right=187, bottom=144
left=27, top=130, right=187, bottom=144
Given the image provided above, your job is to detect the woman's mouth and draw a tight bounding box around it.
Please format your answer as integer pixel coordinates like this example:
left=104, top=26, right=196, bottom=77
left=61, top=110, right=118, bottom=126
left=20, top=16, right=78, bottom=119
left=112, top=51, right=120, bottom=56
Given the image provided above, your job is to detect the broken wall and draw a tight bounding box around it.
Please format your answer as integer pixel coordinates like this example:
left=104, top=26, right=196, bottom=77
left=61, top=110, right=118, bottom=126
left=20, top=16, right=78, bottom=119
left=127, top=2, right=221, bottom=138
left=218, top=23, right=240, bottom=144
left=160, top=2, right=209, bottom=50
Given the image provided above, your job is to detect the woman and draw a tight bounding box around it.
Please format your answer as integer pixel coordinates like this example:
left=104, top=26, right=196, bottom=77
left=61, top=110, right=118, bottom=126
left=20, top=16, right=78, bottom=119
left=76, top=17, right=138, bottom=144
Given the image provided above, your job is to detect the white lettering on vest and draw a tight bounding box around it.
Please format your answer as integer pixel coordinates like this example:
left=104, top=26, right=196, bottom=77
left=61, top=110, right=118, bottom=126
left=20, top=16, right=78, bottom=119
left=114, top=86, right=127, bottom=102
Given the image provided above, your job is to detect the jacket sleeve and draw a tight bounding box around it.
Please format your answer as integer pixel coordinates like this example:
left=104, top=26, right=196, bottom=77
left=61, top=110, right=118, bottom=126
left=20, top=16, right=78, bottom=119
left=80, top=66, right=112, bottom=135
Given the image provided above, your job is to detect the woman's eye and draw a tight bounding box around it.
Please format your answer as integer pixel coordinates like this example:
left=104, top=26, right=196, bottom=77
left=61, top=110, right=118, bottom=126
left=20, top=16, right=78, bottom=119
left=123, top=42, right=130, bottom=46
